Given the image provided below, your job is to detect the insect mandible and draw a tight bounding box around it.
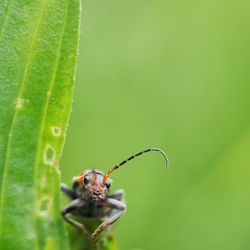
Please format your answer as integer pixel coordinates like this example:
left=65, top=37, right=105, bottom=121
left=61, top=148, right=168, bottom=244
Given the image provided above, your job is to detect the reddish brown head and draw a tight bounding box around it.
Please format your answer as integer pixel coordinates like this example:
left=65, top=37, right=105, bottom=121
left=74, top=169, right=111, bottom=201
left=74, top=148, right=168, bottom=201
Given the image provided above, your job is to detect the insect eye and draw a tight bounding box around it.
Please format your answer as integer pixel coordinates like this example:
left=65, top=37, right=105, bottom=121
left=83, top=176, right=90, bottom=185
left=105, top=182, right=111, bottom=189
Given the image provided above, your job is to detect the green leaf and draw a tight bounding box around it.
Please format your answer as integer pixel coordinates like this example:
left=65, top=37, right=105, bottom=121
left=66, top=220, right=119, bottom=250
left=0, top=0, right=80, bottom=249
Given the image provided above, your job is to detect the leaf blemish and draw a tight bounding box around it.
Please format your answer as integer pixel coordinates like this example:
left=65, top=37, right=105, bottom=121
left=16, top=98, right=24, bottom=109
left=44, top=145, right=55, bottom=165
left=52, top=126, right=61, bottom=136
left=39, top=198, right=51, bottom=217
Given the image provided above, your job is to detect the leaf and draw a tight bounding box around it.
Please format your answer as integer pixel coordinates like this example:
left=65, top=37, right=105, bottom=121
left=0, top=0, right=80, bottom=249
left=66, top=220, right=119, bottom=250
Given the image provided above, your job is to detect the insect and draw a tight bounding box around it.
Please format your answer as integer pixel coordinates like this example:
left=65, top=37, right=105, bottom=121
left=61, top=148, right=168, bottom=246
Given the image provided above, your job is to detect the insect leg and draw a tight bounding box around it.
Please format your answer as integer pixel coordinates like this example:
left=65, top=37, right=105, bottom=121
left=91, top=198, right=126, bottom=240
left=61, top=198, right=92, bottom=241
left=61, top=183, right=78, bottom=200
left=107, top=189, right=124, bottom=201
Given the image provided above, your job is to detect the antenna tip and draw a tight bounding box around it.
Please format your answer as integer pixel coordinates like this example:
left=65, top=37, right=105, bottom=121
left=150, top=147, right=169, bottom=171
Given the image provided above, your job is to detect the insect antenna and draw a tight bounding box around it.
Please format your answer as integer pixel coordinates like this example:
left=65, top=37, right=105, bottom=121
left=103, top=148, right=168, bottom=183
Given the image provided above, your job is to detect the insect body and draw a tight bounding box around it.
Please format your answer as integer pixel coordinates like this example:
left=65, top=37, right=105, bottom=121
left=61, top=148, right=168, bottom=245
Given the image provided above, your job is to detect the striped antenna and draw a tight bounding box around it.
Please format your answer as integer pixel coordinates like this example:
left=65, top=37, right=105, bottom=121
left=104, top=148, right=168, bottom=182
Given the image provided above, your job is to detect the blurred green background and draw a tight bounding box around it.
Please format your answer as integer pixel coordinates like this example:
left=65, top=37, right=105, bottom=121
left=61, top=0, right=250, bottom=249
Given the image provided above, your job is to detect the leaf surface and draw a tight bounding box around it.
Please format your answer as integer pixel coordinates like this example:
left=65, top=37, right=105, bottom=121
left=0, top=1, right=80, bottom=249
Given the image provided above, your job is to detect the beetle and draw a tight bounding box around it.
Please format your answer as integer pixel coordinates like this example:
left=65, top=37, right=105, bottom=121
left=61, top=148, right=168, bottom=246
